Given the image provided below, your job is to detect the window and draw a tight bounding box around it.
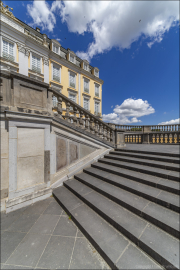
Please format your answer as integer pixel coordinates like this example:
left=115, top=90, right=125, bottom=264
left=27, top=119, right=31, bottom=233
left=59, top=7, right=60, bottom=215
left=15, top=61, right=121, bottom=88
left=69, top=93, right=76, bottom=103
left=53, top=65, right=60, bottom=82
left=95, top=102, right=100, bottom=115
left=2, top=40, right=14, bottom=61
left=95, top=84, right=99, bottom=97
left=53, top=44, right=59, bottom=54
left=84, top=79, right=89, bottom=93
left=70, top=54, right=74, bottom=63
left=69, top=72, right=76, bottom=88
left=84, top=63, right=88, bottom=71
left=32, top=55, right=41, bottom=73
left=95, top=69, right=99, bottom=77
left=84, top=98, right=89, bottom=111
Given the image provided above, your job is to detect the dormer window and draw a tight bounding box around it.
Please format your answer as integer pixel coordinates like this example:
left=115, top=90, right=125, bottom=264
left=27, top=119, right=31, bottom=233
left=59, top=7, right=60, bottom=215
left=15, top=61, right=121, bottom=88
left=53, top=44, right=59, bottom=54
left=70, top=54, right=75, bottom=63
left=94, top=69, right=99, bottom=77
left=84, top=63, right=88, bottom=71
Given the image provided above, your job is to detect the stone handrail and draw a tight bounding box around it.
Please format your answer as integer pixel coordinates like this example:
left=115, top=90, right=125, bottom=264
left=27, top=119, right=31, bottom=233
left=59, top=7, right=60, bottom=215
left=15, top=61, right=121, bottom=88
left=51, top=88, right=114, bottom=143
left=111, top=124, right=180, bottom=132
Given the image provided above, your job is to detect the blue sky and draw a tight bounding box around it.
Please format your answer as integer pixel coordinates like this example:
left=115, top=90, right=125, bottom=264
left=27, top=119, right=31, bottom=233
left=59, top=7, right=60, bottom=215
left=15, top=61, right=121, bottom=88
left=6, top=1, right=179, bottom=125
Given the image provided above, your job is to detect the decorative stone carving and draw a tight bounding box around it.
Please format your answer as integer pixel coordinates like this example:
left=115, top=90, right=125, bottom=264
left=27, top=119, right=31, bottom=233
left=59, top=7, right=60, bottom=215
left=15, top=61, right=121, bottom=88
left=43, top=57, right=49, bottom=66
left=17, top=43, right=26, bottom=54
left=25, top=48, right=30, bottom=57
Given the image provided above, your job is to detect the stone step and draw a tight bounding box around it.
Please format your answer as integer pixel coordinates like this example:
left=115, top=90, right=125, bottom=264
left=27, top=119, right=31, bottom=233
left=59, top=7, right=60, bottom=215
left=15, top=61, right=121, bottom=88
left=98, top=158, right=180, bottom=182
left=115, top=148, right=180, bottom=158
left=74, top=172, right=179, bottom=239
left=105, top=154, right=179, bottom=172
left=110, top=151, right=180, bottom=164
left=90, top=163, right=179, bottom=196
left=53, top=186, right=163, bottom=270
left=62, top=180, right=179, bottom=270
left=89, top=164, right=180, bottom=212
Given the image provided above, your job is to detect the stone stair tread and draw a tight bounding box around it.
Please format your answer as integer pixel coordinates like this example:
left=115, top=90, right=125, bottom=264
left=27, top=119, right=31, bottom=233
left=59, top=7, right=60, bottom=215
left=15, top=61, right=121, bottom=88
left=75, top=172, right=179, bottom=235
left=106, top=154, right=179, bottom=170
left=89, top=164, right=179, bottom=210
left=115, top=148, right=180, bottom=158
left=99, top=158, right=179, bottom=179
left=63, top=180, right=179, bottom=269
left=90, top=163, right=179, bottom=193
left=53, top=186, right=162, bottom=270
left=110, top=151, right=180, bottom=163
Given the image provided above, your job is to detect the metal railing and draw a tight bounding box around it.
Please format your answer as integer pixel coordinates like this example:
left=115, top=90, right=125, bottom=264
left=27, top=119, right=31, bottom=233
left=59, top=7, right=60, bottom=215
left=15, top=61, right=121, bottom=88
left=2, top=52, right=15, bottom=62
left=52, top=88, right=114, bottom=144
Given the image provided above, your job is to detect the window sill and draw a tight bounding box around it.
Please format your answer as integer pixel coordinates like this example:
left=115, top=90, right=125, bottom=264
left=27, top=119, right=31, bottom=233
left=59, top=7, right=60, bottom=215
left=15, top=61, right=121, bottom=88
left=0, top=56, right=19, bottom=66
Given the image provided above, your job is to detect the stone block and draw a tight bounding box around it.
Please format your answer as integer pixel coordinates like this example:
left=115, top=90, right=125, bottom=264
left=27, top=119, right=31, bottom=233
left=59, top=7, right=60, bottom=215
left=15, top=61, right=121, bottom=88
left=17, top=155, right=44, bottom=190
left=17, top=128, right=44, bottom=158
left=56, top=137, right=67, bottom=171
left=1, top=158, right=9, bottom=191
left=69, top=143, right=78, bottom=164
left=44, top=150, right=50, bottom=183
left=80, top=144, right=96, bottom=159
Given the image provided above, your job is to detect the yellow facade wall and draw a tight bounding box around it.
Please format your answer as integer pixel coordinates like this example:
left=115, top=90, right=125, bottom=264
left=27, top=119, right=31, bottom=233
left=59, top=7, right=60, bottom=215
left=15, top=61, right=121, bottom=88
left=49, top=58, right=102, bottom=116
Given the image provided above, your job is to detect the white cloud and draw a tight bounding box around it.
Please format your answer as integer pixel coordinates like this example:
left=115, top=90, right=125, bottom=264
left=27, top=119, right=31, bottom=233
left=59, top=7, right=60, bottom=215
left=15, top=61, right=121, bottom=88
left=158, top=118, right=180, bottom=125
left=26, top=1, right=179, bottom=61
left=27, top=0, right=56, bottom=32
left=58, top=1, right=179, bottom=61
left=102, top=98, right=155, bottom=124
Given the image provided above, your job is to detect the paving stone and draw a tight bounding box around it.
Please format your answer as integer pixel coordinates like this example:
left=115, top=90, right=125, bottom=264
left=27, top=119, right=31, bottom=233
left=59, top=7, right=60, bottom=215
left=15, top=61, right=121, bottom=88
left=29, top=214, right=59, bottom=234
left=37, top=235, right=74, bottom=269
left=77, top=229, right=84, bottom=238
left=69, top=237, right=109, bottom=269
left=1, top=207, right=26, bottom=230
left=7, top=214, right=40, bottom=233
left=22, top=198, right=52, bottom=215
left=43, top=201, right=63, bottom=215
left=117, top=243, right=163, bottom=269
left=1, top=231, right=26, bottom=263
left=6, top=233, right=50, bottom=267
left=53, top=215, right=77, bottom=237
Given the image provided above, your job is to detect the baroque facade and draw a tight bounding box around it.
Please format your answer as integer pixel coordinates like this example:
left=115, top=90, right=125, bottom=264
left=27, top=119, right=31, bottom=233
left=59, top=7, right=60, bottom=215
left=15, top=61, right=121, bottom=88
left=0, top=1, right=103, bottom=117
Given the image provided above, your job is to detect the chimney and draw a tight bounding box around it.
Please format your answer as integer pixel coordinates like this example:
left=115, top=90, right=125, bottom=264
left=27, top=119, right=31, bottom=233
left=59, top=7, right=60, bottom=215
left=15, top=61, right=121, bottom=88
left=36, top=27, right=40, bottom=33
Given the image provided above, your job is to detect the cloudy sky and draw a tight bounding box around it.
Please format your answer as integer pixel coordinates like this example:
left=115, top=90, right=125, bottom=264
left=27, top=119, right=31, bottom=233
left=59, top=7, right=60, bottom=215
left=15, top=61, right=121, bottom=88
left=8, top=1, right=179, bottom=125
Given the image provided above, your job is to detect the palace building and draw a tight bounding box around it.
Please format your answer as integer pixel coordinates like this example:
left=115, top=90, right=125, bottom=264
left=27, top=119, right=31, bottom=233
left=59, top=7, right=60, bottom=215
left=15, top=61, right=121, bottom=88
left=0, top=2, right=103, bottom=117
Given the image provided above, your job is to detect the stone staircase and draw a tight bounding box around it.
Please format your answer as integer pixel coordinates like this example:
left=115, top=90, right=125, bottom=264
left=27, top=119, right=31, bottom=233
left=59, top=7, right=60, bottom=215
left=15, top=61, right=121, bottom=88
left=53, top=148, right=180, bottom=270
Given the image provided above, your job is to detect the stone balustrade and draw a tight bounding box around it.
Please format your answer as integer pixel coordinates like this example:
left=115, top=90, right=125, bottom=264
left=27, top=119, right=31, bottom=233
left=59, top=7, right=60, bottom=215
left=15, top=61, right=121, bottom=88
left=51, top=88, right=114, bottom=144
left=113, top=124, right=180, bottom=132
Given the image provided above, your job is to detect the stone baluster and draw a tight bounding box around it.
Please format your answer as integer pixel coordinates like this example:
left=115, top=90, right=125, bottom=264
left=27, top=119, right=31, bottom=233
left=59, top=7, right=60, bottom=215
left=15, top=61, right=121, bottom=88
left=57, top=96, right=63, bottom=118
left=107, top=128, right=110, bottom=142
left=103, top=126, right=107, bottom=140
left=99, top=124, right=103, bottom=138
left=85, top=115, right=90, bottom=132
left=95, top=121, right=99, bottom=136
left=90, top=118, right=95, bottom=134
left=79, top=111, right=84, bottom=129
left=72, top=106, right=78, bottom=126
left=65, top=102, right=71, bottom=122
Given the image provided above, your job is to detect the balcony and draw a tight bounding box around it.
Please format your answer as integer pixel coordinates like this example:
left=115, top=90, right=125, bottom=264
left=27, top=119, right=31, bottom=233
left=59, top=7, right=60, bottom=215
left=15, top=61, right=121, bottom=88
left=32, top=65, right=41, bottom=74
left=2, top=52, right=15, bottom=62
left=53, top=75, right=60, bottom=82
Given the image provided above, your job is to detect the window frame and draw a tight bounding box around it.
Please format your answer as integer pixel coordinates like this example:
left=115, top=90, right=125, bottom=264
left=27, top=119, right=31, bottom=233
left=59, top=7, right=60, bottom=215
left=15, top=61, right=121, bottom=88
left=52, top=63, right=61, bottom=83
left=83, top=77, right=89, bottom=93
left=1, top=37, right=16, bottom=62
left=69, top=71, right=76, bottom=89
left=69, top=54, right=75, bottom=63
left=94, top=100, right=100, bottom=115
left=94, top=69, right=99, bottom=77
left=31, top=52, right=42, bottom=74
left=52, top=43, right=60, bottom=55
left=83, top=97, right=90, bottom=111
left=94, top=83, right=100, bottom=97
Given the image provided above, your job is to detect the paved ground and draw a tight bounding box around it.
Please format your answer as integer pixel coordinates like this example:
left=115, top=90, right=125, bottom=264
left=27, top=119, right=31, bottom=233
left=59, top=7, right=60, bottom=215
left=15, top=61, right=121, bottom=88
left=1, top=196, right=110, bottom=270
left=123, top=144, right=180, bottom=154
